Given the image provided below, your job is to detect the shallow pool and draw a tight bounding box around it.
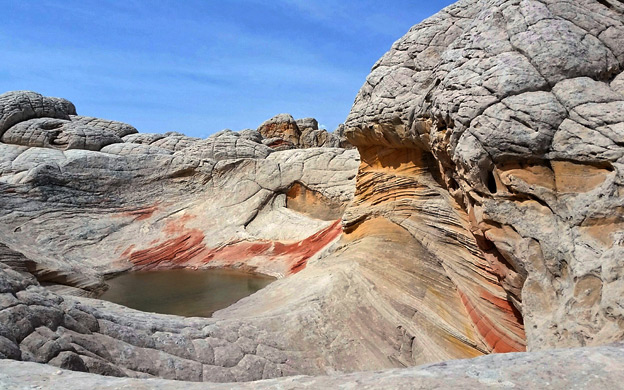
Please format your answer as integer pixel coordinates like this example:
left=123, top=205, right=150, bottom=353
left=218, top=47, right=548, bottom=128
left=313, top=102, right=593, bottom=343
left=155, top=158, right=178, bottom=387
left=100, top=268, right=274, bottom=317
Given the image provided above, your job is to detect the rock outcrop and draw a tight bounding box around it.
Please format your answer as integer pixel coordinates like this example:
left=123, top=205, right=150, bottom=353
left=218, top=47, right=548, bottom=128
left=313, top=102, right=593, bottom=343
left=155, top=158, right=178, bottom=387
left=344, top=0, right=624, bottom=351
left=257, top=113, right=341, bottom=149
left=332, top=123, right=353, bottom=149
left=257, top=114, right=301, bottom=146
left=295, top=117, right=339, bottom=148
left=2, top=343, right=623, bottom=389
left=0, top=90, right=366, bottom=381
left=1, top=0, right=624, bottom=387
left=0, top=91, right=76, bottom=136
left=0, top=94, right=357, bottom=285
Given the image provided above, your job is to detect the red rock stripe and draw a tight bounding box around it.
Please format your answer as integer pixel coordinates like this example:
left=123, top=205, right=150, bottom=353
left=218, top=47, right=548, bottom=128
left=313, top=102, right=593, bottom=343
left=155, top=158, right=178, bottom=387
left=458, top=289, right=526, bottom=353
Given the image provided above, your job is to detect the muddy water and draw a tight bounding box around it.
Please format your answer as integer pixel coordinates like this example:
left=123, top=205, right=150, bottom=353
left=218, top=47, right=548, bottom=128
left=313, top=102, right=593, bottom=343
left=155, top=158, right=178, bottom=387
left=100, top=269, right=274, bottom=317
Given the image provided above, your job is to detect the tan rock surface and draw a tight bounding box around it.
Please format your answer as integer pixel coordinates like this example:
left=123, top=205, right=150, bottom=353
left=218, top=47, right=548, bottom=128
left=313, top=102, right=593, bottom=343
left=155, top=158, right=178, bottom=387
left=257, top=114, right=301, bottom=146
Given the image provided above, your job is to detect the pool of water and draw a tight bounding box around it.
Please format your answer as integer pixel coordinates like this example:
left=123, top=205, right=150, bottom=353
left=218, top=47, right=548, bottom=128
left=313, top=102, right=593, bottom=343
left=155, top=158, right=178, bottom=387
left=100, top=268, right=274, bottom=317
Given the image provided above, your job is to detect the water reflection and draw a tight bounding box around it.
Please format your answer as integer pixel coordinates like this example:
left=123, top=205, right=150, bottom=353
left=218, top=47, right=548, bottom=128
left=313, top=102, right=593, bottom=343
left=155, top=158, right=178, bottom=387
left=100, top=268, right=274, bottom=317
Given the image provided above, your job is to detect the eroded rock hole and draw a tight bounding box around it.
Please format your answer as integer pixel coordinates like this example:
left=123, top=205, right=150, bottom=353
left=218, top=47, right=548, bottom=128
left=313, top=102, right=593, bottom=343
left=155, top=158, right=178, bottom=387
left=487, top=170, right=497, bottom=194
left=447, top=177, right=459, bottom=191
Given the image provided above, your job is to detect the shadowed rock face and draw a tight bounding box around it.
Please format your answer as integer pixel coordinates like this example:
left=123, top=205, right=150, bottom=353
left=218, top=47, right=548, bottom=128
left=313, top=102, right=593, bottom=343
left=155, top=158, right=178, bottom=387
left=1, top=0, right=624, bottom=387
left=345, top=0, right=624, bottom=351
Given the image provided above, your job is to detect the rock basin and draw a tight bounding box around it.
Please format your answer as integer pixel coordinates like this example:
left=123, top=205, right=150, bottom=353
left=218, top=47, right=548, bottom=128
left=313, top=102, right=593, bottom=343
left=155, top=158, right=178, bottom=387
left=100, top=269, right=275, bottom=317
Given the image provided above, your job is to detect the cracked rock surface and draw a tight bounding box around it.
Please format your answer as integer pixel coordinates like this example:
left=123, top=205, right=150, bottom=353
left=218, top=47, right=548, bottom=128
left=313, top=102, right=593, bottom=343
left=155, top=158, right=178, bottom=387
left=2, top=343, right=623, bottom=389
left=346, top=0, right=624, bottom=351
left=0, top=90, right=363, bottom=381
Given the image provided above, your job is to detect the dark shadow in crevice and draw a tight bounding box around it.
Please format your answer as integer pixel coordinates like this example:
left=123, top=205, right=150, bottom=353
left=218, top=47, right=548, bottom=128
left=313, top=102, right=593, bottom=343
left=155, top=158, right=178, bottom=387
left=487, top=170, right=498, bottom=194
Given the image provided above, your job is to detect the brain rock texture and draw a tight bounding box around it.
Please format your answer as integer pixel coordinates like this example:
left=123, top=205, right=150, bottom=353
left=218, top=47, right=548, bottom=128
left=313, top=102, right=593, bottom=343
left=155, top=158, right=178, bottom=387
left=345, top=0, right=624, bottom=350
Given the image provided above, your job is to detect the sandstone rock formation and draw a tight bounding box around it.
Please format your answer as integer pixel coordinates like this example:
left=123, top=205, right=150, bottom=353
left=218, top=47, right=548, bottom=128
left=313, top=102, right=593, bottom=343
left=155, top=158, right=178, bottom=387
left=2, top=343, right=623, bottom=389
left=257, top=114, right=301, bottom=146
left=295, top=117, right=318, bottom=132
left=344, top=0, right=624, bottom=351
left=257, top=113, right=341, bottom=149
left=299, top=128, right=340, bottom=149
left=0, top=90, right=366, bottom=381
left=1, top=0, right=624, bottom=387
left=333, top=123, right=353, bottom=149
left=294, top=117, right=339, bottom=148
left=0, top=93, right=357, bottom=285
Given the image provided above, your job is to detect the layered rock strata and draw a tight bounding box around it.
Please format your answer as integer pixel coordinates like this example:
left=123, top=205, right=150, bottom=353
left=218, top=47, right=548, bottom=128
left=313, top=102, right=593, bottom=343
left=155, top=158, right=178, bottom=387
left=0, top=88, right=527, bottom=379
left=344, top=0, right=624, bottom=350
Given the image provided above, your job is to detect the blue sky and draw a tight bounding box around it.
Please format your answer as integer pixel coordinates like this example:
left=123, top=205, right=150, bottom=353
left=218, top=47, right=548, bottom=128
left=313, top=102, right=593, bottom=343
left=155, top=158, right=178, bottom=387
left=1, top=1, right=455, bottom=137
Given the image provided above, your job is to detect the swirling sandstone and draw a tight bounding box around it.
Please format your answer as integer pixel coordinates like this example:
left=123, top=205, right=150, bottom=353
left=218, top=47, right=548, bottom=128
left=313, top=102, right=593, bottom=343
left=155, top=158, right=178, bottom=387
left=1, top=0, right=624, bottom=387
left=344, top=0, right=624, bottom=350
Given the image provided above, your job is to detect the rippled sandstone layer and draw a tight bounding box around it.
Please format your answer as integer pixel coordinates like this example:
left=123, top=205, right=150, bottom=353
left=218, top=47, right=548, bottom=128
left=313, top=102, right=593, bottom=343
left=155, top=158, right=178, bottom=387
left=344, top=0, right=624, bottom=351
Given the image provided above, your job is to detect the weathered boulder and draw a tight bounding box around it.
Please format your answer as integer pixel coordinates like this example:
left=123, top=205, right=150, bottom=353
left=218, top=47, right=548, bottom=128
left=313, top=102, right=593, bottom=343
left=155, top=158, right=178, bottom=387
left=0, top=91, right=76, bottom=137
left=256, top=115, right=344, bottom=149
left=295, top=117, right=338, bottom=148
left=257, top=114, right=301, bottom=146
left=332, top=123, right=353, bottom=149
left=68, top=115, right=137, bottom=138
left=295, top=117, right=318, bottom=132
left=1, top=118, right=122, bottom=151
left=298, top=128, right=340, bottom=148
